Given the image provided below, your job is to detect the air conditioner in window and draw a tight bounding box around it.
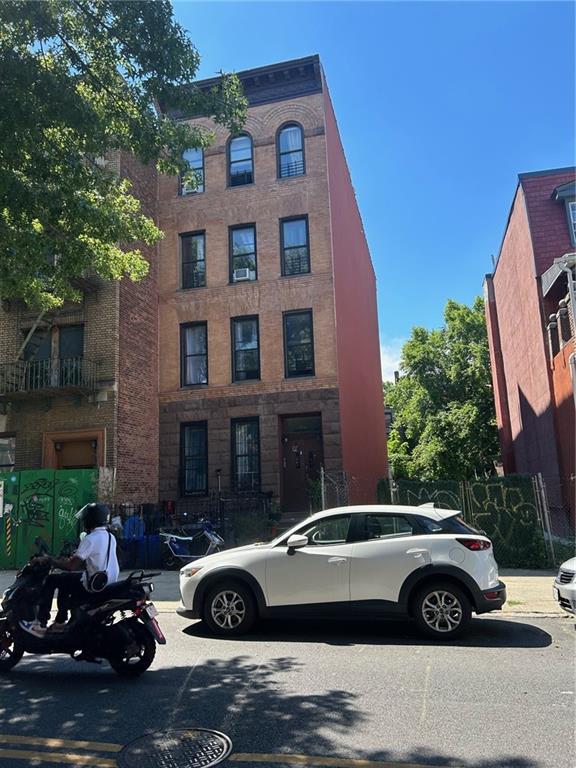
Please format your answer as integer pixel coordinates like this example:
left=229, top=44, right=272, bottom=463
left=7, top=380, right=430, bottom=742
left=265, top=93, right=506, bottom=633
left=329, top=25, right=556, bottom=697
left=233, top=268, right=251, bottom=282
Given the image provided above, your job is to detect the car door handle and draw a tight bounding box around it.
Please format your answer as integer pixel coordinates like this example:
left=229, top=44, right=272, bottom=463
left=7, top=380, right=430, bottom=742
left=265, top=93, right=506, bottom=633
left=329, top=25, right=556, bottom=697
left=328, top=557, right=347, bottom=565
left=406, top=548, right=427, bottom=556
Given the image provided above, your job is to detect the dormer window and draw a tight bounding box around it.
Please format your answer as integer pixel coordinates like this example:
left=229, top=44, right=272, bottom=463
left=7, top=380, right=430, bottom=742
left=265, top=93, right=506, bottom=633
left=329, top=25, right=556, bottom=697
left=552, top=180, right=576, bottom=246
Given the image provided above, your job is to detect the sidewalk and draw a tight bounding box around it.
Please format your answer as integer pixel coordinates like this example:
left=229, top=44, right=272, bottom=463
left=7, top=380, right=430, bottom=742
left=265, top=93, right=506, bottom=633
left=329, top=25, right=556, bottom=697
left=0, top=568, right=566, bottom=616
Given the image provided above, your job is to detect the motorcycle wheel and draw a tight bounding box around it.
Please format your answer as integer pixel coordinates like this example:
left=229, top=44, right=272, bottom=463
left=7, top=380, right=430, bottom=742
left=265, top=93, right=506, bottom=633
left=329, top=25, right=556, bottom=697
left=0, top=620, right=24, bottom=672
left=108, top=621, right=156, bottom=678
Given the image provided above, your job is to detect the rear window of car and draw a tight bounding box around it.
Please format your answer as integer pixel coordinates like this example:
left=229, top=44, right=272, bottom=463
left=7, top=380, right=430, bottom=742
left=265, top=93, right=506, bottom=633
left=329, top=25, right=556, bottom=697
left=417, top=514, right=482, bottom=535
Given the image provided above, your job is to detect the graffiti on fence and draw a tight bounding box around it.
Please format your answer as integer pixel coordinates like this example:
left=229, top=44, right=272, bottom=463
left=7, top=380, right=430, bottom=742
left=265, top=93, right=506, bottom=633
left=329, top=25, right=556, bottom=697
left=55, top=481, right=82, bottom=531
left=465, top=479, right=547, bottom=567
left=403, top=486, right=462, bottom=511
left=377, top=475, right=550, bottom=567
left=19, top=495, right=51, bottom=527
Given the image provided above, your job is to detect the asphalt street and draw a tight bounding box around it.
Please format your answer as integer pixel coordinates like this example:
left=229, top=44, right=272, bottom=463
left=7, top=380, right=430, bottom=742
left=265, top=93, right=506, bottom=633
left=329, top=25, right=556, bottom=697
left=0, top=614, right=573, bottom=768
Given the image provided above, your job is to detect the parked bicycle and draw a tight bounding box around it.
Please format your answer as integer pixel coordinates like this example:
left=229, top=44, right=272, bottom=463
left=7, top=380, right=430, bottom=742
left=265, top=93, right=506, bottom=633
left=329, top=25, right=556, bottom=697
left=159, top=519, right=224, bottom=569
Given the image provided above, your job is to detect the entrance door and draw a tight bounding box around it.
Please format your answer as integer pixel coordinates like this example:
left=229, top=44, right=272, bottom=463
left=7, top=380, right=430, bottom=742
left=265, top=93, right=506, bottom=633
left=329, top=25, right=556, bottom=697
left=56, top=440, right=97, bottom=469
left=280, top=414, right=323, bottom=516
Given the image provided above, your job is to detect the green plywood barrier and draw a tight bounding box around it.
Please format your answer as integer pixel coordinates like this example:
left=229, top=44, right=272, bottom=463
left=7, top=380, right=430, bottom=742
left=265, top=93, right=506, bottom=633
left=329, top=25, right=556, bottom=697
left=16, top=470, right=56, bottom=565
left=53, top=469, right=98, bottom=556
left=0, top=469, right=97, bottom=569
left=0, top=471, right=20, bottom=569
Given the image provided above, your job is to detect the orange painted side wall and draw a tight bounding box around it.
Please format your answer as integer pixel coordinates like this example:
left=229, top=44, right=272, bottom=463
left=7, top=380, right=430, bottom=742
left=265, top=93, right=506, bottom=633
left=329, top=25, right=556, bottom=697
left=322, top=78, right=388, bottom=503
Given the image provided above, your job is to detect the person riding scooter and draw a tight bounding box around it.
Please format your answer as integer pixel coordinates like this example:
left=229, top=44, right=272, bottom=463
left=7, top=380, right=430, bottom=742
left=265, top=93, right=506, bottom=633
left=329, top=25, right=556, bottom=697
left=20, top=502, right=120, bottom=637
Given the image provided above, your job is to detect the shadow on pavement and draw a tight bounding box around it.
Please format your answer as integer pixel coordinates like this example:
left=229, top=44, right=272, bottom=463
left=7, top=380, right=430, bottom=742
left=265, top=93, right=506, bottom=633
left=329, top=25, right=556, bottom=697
left=0, top=654, right=545, bottom=768
left=182, top=615, right=553, bottom=649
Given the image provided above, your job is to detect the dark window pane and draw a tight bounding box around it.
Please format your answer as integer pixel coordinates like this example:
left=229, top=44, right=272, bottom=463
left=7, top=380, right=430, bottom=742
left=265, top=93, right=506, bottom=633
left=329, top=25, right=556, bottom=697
left=181, top=148, right=204, bottom=194
left=182, top=233, right=206, bottom=288
left=233, top=318, right=259, bottom=381
left=284, top=312, right=314, bottom=377
left=181, top=422, right=207, bottom=494
left=282, top=219, right=309, bottom=275
left=229, top=135, right=253, bottom=186
left=233, top=419, right=260, bottom=490
left=181, top=324, right=208, bottom=385
left=24, top=331, right=51, bottom=362
left=59, top=325, right=84, bottom=358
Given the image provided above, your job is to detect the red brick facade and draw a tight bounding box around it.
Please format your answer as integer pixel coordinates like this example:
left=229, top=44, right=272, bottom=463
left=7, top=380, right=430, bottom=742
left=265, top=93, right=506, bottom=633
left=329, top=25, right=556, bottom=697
left=485, top=167, right=576, bottom=527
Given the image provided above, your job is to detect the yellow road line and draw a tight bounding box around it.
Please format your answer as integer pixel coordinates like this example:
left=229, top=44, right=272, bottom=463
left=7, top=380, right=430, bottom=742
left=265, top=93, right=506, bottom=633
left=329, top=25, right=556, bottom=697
left=0, top=748, right=116, bottom=767
left=0, top=734, right=122, bottom=752
left=230, top=754, right=457, bottom=768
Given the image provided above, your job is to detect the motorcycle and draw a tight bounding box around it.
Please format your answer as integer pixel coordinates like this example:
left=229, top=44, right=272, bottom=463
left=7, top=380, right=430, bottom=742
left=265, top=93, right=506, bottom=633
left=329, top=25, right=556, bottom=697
left=0, top=558, right=166, bottom=677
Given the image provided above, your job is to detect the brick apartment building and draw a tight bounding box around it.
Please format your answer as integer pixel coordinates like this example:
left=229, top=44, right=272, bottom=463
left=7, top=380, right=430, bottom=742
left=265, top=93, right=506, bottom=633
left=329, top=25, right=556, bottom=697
left=0, top=55, right=388, bottom=514
left=484, top=166, right=576, bottom=530
left=157, top=55, right=387, bottom=511
left=0, top=152, right=160, bottom=502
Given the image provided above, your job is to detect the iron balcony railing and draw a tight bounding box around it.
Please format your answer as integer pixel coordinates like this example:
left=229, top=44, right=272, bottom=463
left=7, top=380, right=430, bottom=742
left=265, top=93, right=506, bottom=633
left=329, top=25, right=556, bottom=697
left=0, top=357, right=99, bottom=397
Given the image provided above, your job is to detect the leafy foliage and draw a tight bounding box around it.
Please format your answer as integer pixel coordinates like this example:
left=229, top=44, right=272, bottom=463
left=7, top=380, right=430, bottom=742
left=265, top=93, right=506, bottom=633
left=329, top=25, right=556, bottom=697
left=0, top=0, right=247, bottom=308
left=384, top=297, right=499, bottom=480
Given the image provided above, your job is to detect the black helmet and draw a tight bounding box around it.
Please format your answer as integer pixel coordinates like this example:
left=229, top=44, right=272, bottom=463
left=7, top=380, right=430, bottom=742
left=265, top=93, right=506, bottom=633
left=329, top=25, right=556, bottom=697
left=75, top=502, right=110, bottom=532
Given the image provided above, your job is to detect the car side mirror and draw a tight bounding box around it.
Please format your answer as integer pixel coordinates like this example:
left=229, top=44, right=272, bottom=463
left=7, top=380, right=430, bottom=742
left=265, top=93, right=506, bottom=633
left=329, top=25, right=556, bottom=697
left=287, top=534, right=308, bottom=554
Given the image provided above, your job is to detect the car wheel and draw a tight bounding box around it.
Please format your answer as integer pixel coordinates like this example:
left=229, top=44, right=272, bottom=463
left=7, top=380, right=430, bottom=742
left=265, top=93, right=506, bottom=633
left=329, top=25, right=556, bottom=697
left=413, top=581, right=471, bottom=639
left=203, top=581, right=256, bottom=637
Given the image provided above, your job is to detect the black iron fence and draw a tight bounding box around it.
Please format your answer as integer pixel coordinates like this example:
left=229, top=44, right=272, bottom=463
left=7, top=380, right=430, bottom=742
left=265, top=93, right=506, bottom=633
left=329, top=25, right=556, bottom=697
left=109, top=492, right=276, bottom=570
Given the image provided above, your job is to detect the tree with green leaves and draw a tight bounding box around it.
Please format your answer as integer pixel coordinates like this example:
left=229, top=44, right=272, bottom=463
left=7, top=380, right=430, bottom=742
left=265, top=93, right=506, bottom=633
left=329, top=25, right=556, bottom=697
left=383, top=297, right=499, bottom=480
left=0, top=0, right=246, bottom=309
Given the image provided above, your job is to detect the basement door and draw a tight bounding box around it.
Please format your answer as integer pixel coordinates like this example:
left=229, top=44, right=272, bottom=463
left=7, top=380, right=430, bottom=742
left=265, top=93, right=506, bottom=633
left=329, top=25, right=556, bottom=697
left=280, top=414, right=323, bottom=516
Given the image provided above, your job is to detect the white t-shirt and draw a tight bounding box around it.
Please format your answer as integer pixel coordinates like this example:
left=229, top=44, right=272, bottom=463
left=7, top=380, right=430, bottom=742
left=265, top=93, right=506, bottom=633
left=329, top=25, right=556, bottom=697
left=75, top=527, right=120, bottom=590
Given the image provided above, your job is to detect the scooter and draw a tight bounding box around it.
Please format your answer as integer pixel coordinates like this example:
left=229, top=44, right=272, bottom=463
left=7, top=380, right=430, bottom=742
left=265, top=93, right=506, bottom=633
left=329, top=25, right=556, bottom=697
left=0, top=558, right=165, bottom=677
left=159, top=519, right=224, bottom=569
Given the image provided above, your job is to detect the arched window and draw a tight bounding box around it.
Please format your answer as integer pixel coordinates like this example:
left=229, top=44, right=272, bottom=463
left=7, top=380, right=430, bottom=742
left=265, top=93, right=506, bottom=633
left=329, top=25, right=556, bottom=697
left=180, top=147, right=204, bottom=194
left=228, top=134, right=253, bottom=187
left=277, top=123, right=305, bottom=178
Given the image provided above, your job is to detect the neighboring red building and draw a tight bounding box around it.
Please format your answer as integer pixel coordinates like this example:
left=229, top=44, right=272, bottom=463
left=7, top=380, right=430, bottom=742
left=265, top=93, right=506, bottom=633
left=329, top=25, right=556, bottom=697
left=485, top=167, right=576, bottom=532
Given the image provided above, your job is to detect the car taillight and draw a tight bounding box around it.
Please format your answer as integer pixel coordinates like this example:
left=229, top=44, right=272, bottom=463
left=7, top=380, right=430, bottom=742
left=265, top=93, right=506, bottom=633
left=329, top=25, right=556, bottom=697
left=457, top=538, right=491, bottom=551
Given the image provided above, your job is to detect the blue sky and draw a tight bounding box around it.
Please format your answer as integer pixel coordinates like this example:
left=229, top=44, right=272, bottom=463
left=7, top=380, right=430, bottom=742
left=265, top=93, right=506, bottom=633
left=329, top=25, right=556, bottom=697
left=174, top=1, right=575, bottom=379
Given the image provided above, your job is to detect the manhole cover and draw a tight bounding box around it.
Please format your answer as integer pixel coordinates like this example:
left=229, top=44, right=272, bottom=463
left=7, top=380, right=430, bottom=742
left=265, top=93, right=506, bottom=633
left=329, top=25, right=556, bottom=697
left=118, top=729, right=233, bottom=768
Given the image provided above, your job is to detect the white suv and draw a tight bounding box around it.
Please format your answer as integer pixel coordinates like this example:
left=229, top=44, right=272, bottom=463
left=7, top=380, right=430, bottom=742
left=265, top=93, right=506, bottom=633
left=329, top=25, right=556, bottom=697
left=177, top=505, right=507, bottom=639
